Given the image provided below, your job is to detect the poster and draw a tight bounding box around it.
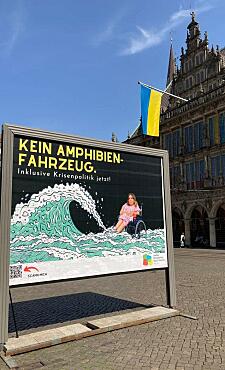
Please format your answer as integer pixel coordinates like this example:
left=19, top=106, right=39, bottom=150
left=9, top=135, right=168, bottom=285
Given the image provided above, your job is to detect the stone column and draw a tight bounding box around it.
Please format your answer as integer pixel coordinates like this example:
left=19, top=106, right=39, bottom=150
left=184, top=219, right=191, bottom=247
left=209, top=218, right=216, bottom=248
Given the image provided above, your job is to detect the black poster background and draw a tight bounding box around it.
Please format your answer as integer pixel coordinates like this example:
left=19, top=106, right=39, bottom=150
left=12, top=135, right=164, bottom=234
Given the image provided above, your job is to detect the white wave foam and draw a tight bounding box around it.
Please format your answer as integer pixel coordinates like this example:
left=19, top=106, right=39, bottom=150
left=12, top=183, right=105, bottom=229
left=10, top=226, right=166, bottom=262
left=35, top=247, right=82, bottom=259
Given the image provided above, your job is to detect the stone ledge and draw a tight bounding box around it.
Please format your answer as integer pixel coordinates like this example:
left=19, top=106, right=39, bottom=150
left=4, top=306, right=179, bottom=358
left=4, top=323, right=92, bottom=356
left=87, top=306, right=179, bottom=330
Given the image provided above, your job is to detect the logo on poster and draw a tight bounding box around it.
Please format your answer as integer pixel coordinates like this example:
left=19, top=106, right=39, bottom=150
left=143, top=254, right=153, bottom=266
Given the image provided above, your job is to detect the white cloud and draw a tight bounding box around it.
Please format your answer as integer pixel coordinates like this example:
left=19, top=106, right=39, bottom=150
left=0, top=4, right=25, bottom=57
left=170, top=3, right=212, bottom=23
left=122, top=27, right=161, bottom=55
left=93, top=11, right=125, bottom=47
left=169, top=8, right=192, bottom=23
left=121, top=2, right=214, bottom=56
left=93, top=22, right=115, bottom=46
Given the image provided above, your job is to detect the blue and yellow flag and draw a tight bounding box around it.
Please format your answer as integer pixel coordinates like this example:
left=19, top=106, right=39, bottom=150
left=141, top=85, right=162, bottom=137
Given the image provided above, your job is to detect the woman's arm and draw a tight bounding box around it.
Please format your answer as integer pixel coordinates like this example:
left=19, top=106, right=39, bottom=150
left=120, top=204, right=125, bottom=215
left=134, top=204, right=140, bottom=215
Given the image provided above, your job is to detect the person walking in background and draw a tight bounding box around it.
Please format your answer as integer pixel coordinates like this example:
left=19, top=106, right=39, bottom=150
left=180, top=232, right=185, bottom=248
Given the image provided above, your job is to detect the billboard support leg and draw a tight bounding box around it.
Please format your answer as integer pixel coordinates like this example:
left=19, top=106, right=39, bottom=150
left=163, top=152, right=176, bottom=308
left=165, top=268, right=171, bottom=307
left=9, top=290, right=19, bottom=338
left=0, top=126, right=14, bottom=350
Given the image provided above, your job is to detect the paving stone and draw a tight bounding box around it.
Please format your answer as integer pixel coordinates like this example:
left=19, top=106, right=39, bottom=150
left=1, top=248, right=225, bottom=370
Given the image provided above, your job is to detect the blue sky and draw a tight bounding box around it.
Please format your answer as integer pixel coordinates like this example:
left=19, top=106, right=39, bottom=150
left=0, top=0, right=224, bottom=141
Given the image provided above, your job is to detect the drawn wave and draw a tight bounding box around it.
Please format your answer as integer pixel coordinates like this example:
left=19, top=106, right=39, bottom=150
left=10, top=183, right=165, bottom=264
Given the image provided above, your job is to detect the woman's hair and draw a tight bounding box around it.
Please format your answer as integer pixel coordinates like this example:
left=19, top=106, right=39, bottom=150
left=127, top=193, right=138, bottom=206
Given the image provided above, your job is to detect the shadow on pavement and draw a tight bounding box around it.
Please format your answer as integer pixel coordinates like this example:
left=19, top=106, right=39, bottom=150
left=9, top=292, right=146, bottom=333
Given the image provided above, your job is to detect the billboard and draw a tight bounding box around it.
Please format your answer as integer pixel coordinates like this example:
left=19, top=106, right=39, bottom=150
left=0, top=125, right=176, bottom=347
left=9, top=133, right=168, bottom=285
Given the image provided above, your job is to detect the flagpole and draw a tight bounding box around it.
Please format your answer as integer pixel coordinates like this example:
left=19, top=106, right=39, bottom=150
left=138, top=81, right=188, bottom=102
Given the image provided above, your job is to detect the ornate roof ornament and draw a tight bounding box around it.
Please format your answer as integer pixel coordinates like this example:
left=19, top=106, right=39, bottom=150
left=191, top=11, right=195, bottom=22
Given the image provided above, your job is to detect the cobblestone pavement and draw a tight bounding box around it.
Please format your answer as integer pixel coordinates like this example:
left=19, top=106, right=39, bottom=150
left=1, top=248, right=225, bottom=369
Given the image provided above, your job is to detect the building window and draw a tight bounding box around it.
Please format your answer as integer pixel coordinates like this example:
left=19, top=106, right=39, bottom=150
left=171, top=165, right=181, bottom=188
left=209, top=116, right=219, bottom=146
left=172, top=130, right=180, bottom=157
left=185, top=162, right=195, bottom=189
left=196, top=160, right=205, bottom=188
left=196, top=55, right=199, bottom=65
left=219, top=112, right=225, bottom=144
left=210, top=154, right=225, bottom=181
left=165, top=133, right=173, bottom=158
left=164, top=130, right=180, bottom=158
left=222, top=155, right=225, bottom=178
left=184, top=126, right=193, bottom=153
left=194, top=122, right=203, bottom=150
left=209, top=117, right=214, bottom=145
left=211, top=156, right=220, bottom=178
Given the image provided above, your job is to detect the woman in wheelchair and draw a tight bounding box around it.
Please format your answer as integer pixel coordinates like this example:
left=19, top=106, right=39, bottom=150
left=114, top=193, right=140, bottom=233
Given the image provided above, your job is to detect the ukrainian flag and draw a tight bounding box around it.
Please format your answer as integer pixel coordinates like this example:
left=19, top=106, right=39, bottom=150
left=141, top=85, right=163, bottom=137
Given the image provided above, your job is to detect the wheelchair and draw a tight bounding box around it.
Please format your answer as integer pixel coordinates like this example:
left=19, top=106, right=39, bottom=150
left=126, top=204, right=147, bottom=238
left=126, top=215, right=147, bottom=238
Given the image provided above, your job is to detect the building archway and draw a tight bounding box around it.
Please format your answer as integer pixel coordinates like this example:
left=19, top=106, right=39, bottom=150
left=191, top=206, right=209, bottom=247
left=172, top=208, right=184, bottom=247
left=215, top=205, right=225, bottom=247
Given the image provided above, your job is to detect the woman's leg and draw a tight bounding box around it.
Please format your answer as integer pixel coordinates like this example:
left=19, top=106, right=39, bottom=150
left=114, top=219, right=123, bottom=230
left=116, top=222, right=126, bottom=233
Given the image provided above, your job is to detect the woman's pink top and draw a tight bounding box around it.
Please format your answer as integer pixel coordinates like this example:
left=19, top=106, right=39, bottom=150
left=119, top=203, right=140, bottom=226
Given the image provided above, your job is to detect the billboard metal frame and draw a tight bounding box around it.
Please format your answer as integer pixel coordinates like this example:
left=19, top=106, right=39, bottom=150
left=0, top=123, right=176, bottom=349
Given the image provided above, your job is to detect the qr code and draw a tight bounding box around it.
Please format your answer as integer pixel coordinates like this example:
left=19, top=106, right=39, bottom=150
left=10, top=265, right=22, bottom=279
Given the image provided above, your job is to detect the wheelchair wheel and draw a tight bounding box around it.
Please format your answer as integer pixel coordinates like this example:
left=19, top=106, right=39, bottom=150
left=135, top=220, right=147, bottom=238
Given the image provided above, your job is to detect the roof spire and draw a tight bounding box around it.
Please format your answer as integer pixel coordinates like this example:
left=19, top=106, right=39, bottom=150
left=166, top=35, right=176, bottom=87
left=170, top=31, right=173, bottom=46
